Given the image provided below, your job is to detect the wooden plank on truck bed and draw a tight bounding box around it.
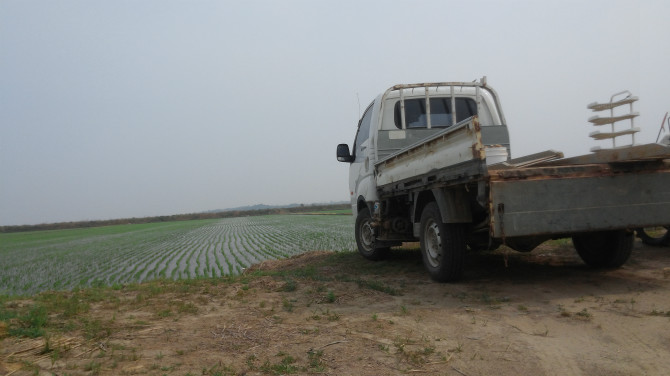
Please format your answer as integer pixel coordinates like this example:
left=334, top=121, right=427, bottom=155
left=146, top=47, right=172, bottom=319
left=542, top=144, right=670, bottom=166
left=489, top=150, right=564, bottom=170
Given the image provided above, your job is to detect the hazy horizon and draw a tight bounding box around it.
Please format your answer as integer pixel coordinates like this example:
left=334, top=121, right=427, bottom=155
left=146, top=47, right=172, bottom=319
left=2, top=0, right=669, bottom=226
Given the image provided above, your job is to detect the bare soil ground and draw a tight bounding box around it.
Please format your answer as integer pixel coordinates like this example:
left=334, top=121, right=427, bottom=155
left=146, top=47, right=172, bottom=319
left=2, top=240, right=670, bottom=375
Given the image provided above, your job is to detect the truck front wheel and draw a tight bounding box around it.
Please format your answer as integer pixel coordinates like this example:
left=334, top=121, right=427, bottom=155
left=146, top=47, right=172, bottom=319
left=572, top=230, right=633, bottom=268
left=355, top=208, right=388, bottom=261
left=419, top=202, right=466, bottom=282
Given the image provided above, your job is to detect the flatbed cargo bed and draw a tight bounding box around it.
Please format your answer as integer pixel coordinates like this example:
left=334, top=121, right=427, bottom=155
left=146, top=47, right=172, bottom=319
left=489, top=146, right=670, bottom=238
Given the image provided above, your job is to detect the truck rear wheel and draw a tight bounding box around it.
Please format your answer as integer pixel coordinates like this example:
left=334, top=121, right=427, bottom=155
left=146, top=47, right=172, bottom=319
left=419, top=202, right=465, bottom=282
left=635, top=226, right=670, bottom=247
left=355, top=208, right=388, bottom=261
left=572, top=230, right=633, bottom=268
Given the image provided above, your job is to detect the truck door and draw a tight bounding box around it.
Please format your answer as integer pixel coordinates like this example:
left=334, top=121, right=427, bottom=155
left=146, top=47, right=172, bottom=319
left=349, top=103, right=375, bottom=211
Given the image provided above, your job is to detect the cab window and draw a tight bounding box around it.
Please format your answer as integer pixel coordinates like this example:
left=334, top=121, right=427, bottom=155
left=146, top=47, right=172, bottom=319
left=394, top=97, right=477, bottom=129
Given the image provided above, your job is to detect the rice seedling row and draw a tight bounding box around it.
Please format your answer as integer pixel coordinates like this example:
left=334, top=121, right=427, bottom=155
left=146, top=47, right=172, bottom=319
left=0, top=215, right=356, bottom=295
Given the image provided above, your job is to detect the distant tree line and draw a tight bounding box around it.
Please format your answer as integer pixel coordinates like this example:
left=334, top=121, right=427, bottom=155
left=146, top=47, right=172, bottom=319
left=0, top=203, right=351, bottom=233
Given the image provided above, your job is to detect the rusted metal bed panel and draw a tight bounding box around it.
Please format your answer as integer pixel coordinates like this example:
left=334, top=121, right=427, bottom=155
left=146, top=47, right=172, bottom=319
left=489, top=170, right=670, bottom=238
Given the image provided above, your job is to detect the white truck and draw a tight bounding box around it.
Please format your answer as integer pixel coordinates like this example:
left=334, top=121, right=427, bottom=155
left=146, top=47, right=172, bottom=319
left=336, top=78, right=670, bottom=281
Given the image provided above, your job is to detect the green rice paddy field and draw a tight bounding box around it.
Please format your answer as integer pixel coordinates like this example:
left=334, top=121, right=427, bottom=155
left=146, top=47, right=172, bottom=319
left=0, top=214, right=356, bottom=296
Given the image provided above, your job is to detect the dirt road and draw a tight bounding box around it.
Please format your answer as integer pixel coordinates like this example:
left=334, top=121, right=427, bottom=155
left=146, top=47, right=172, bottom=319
left=2, top=240, right=670, bottom=375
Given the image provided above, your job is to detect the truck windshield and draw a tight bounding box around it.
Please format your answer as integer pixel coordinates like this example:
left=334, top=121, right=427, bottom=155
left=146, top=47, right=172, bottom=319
left=394, top=97, right=477, bottom=129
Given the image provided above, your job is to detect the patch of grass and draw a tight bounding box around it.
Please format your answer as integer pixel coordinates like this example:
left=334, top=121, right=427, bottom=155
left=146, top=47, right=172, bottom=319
left=452, top=291, right=469, bottom=301
left=246, top=354, right=258, bottom=368
left=282, top=298, right=294, bottom=312
left=157, top=309, right=173, bottom=318
left=390, top=335, right=437, bottom=365
left=450, top=343, right=463, bottom=353
left=575, top=308, right=592, bottom=320
left=175, top=301, right=199, bottom=314
left=479, top=292, right=509, bottom=306
left=83, top=361, right=101, bottom=374
left=326, top=290, right=336, bottom=303
left=38, top=292, right=91, bottom=318
left=260, top=353, right=299, bottom=375
left=309, top=308, right=339, bottom=322
left=325, top=309, right=340, bottom=321
left=300, top=327, right=320, bottom=335
left=203, top=364, right=236, bottom=376
left=408, top=345, right=436, bottom=365
left=557, top=304, right=571, bottom=317
left=393, top=336, right=411, bottom=353
left=8, top=304, right=48, bottom=338
left=282, top=277, right=298, bottom=292
left=355, top=278, right=401, bottom=296
left=81, top=318, right=112, bottom=340
left=545, top=238, right=573, bottom=247
left=0, top=303, right=18, bottom=332
left=307, top=349, right=325, bottom=372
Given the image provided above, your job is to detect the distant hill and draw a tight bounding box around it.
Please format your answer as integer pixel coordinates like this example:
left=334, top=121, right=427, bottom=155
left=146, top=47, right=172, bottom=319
left=206, top=201, right=349, bottom=213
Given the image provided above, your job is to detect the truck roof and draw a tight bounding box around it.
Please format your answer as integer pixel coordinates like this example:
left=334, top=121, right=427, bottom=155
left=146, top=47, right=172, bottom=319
left=378, top=79, right=506, bottom=126
left=383, top=85, right=481, bottom=99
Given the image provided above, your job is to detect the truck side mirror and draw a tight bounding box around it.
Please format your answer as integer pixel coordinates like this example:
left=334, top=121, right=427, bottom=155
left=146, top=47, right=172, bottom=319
left=336, top=144, right=354, bottom=163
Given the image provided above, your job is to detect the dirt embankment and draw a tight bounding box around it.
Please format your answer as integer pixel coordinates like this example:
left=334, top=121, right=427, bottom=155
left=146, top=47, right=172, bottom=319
left=2, top=241, right=670, bottom=375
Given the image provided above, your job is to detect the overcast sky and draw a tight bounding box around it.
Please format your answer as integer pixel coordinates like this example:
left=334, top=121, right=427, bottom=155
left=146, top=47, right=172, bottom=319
left=1, top=0, right=669, bottom=226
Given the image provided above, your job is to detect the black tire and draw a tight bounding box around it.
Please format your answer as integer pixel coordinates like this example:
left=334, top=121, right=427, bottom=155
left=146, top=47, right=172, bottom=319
left=635, top=226, right=670, bottom=247
left=572, top=230, right=634, bottom=268
left=419, top=202, right=466, bottom=282
left=355, top=208, right=388, bottom=261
